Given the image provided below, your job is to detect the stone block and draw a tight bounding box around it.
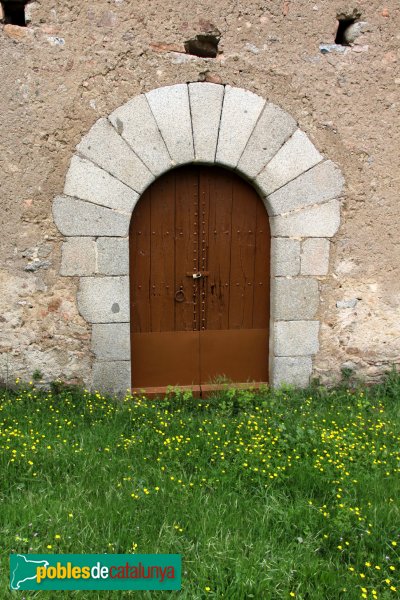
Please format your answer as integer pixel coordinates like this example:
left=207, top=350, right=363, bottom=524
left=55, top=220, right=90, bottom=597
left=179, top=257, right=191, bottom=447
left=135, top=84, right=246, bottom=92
left=336, top=298, right=358, bottom=309
left=53, top=196, right=130, bottom=237
left=109, top=94, right=172, bottom=177
left=271, top=238, right=300, bottom=276
left=64, top=156, right=138, bottom=214
left=301, top=238, right=330, bottom=275
left=216, top=85, right=265, bottom=168
left=256, top=130, right=323, bottom=195
left=77, top=118, right=154, bottom=194
left=270, top=200, right=340, bottom=238
left=189, top=82, right=224, bottom=163
left=60, top=238, right=97, bottom=276
left=146, top=84, right=194, bottom=165
left=272, top=356, right=312, bottom=387
left=92, top=360, right=131, bottom=395
left=238, top=103, right=297, bottom=178
left=77, top=276, right=129, bottom=323
left=274, top=321, right=320, bottom=356
left=267, top=160, right=344, bottom=216
left=91, top=323, right=131, bottom=360
left=96, top=238, right=129, bottom=275
left=272, top=278, right=319, bottom=320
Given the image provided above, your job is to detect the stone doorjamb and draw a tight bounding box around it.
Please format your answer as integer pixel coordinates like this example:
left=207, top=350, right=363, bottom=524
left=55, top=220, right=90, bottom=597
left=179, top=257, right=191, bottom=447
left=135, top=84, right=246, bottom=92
left=53, top=83, right=344, bottom=393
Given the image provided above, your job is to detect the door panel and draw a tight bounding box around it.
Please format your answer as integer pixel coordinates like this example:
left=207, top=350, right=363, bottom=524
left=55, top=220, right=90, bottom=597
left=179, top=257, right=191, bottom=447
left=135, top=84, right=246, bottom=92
left=150, top=173, right=176, bottom=332
left=130, top=190, right=151, bottom=332
left=228, top=176, right=258, bottom=329
left=202, top=169, right=233, bottom=331
left=130, top=165, right=270, bottom=390
left=199, top=329, right=269, bottom=383
left=175, top=168, right=200, bottom=332
left=252, top=198, right=271, bottom=329
left=131, top=331, right=200, bottom=387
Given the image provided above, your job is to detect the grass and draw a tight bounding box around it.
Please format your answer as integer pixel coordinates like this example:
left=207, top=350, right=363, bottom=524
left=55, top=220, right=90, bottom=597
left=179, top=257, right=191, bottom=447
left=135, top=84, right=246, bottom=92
left=0, top=372, right=399, bottom=599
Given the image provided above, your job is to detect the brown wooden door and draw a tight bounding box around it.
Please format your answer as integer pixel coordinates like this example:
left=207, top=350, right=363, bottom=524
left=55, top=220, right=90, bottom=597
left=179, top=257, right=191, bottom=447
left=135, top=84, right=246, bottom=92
left=130, top=166, right=270, bottom=390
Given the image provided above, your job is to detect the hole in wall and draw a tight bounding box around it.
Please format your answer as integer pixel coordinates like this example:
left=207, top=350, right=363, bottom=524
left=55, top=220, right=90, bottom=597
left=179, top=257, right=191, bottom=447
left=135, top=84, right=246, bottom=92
left=1, top=0, right=30, bottom=27
left=335, top=18, right=356, bottom=45
left=184, top=33, right=220, bottom=58
left=184, top=23, right=221, bottom=58
left=334, top=8, right=364, bottom=46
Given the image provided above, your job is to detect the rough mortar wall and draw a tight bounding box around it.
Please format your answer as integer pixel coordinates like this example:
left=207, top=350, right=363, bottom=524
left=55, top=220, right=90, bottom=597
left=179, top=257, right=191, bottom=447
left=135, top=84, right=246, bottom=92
left=0, top=0, right=399, bottom=386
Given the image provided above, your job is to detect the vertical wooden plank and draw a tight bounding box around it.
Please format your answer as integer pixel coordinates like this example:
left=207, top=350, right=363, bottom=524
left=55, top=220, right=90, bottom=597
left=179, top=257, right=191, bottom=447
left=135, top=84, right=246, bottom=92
left=228, top=176, right=258, bottom=329
left=129, top=190, right=151, bottom=333
left=202, top=167, right=233, bottom=330
left=198, top=167, right=209, bottom=331
left=149, top=172, right=176, bottom=332
left=175, top=167, right=199, bottom=331
left=252, top=197, right=270, bottom=328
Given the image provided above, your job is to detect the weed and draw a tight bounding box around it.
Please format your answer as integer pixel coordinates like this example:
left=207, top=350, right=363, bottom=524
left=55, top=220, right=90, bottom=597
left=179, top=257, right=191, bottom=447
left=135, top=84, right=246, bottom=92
left=0, top=373, right=399, bottom=599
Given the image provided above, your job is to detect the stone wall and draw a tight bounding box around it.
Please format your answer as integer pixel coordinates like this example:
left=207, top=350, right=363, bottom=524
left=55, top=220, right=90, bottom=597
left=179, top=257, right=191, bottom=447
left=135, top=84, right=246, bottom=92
left=1, top=0, right=399, bottom=387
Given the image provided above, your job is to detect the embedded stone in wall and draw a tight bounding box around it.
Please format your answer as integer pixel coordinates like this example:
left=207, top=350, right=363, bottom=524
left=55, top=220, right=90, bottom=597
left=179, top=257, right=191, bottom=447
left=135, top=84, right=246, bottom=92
left=109, top=94, right=172, bottom=177
left=271, top=238, right=300, bottom=276
left=77, top=276, right=129, bottom=323
left=53, top=197, right=130, bottom=237
left=91, top=323, right=130, bottom=361
left=270, top=200, right=341, bottom=238
left=272, top=278, right=319, bottom=320
left=92, top=360, right=131, bottom=395
left=301, top=238, right=330, bottom=275
left=61, top=237, right=97, bottom=276
left=272, top=356, right=313, bottom=387
left=274, top=321, right=320, bottom=356
left=96, top=238, right=129, bottom=276
left=216, top=86, right=265, bottom=168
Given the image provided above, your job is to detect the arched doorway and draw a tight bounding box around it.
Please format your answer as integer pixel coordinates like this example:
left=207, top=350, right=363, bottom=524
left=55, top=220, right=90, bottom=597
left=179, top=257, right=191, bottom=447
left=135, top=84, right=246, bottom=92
left=129, top=165, right=270, bottom=392
left=54, top=83, right=344, bottom=393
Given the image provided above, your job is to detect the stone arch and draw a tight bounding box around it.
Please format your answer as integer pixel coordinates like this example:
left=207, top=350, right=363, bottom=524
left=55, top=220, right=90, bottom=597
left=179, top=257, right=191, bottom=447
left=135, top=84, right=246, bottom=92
left=53, top=83, right=344, bottom=393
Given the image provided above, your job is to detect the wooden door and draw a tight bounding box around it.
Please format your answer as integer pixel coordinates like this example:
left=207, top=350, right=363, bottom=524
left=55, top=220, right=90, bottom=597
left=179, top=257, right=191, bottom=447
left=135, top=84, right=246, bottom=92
left=130, top=166, right=270, bottom=391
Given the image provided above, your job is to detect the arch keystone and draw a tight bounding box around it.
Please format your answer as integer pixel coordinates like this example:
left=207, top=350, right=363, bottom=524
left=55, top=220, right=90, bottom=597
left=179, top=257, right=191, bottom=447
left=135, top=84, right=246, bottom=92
left=189, top=82, right=224, bottom=163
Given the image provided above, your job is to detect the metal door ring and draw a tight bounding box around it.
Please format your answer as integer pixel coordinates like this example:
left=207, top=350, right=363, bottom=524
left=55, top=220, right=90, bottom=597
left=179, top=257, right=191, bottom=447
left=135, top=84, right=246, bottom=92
left=174, top=289, right=185, bottom=303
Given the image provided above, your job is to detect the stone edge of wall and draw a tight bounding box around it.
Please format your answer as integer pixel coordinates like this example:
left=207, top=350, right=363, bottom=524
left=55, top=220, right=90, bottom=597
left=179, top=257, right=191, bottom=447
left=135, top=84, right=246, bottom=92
left=52, top=82, right=344, bottom=394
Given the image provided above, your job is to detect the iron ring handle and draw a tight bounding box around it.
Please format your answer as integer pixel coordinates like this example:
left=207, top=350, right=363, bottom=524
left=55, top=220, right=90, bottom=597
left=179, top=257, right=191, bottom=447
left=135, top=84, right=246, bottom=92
left=174, top=289, right=185, bottom=303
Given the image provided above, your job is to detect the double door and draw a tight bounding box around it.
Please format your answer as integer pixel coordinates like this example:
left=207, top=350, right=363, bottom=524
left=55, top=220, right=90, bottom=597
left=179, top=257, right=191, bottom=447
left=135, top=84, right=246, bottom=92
left=130, top=166, right=270, bottom=391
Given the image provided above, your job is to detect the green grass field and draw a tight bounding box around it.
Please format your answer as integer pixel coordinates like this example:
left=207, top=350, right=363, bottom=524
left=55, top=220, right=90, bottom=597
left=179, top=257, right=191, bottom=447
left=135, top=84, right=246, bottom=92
left=1, top=372, right=399, bottom=599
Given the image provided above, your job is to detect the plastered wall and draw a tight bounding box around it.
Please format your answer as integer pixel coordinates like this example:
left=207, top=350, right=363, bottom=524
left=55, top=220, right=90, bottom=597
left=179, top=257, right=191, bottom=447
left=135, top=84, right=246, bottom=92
left=1, top=0, right=399, bottom=387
